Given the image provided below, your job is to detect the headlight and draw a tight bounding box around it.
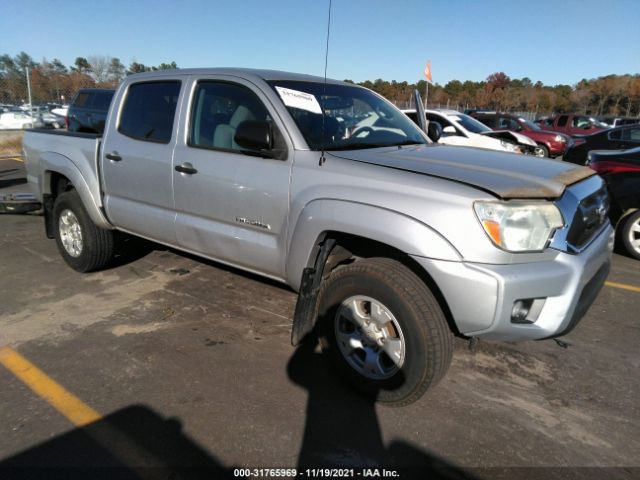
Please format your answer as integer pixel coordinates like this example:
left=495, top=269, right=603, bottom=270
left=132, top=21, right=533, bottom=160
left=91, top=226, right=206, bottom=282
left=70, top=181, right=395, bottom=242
left=555, top=135, right=565, bottom=142
left=500, top=140, right=517, bottom=152
left=474, top=201, right=564, bottom=252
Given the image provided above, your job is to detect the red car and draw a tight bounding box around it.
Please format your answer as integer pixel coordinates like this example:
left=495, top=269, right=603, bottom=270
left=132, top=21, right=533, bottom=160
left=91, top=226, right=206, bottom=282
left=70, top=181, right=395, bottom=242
left=471, top=112, right=570, bottom=158
left=536, top=114, right=608, bottom=137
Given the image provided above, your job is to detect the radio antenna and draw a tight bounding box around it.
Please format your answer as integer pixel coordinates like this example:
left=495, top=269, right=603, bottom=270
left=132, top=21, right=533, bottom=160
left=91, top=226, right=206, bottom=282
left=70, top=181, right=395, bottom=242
left=319, top=0, right=332, bottom=166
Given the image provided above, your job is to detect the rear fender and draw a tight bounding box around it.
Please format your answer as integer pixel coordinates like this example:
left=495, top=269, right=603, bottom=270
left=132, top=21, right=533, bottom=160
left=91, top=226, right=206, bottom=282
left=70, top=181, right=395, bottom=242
left=42, top=152, right=112, bottom=229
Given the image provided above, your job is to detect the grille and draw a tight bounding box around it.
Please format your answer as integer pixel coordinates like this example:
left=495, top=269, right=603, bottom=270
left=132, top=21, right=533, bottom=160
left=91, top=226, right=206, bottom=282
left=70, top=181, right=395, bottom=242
left=566, top=187, right=609, bottom=250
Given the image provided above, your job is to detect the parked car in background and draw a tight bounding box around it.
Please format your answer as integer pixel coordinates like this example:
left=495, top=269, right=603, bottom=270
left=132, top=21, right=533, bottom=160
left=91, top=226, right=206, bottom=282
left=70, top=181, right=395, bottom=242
left=403, top=109, right=537, bottom=154
left=563, top=124, right=640, bottom=165
left=51, top=105, right=69, bottom=118
left=67, top=88, right=115, bottom=133
left=587, top=146, right=640, bottom=259
left=0, top=111, right=44, bottom=130
left=470, top=112, right=570, bottom=158
left=598, top=117, right=640, bottom=128
left=38, top=111, right=66, bottom=129
left=538, top=114, right=608, bottom=137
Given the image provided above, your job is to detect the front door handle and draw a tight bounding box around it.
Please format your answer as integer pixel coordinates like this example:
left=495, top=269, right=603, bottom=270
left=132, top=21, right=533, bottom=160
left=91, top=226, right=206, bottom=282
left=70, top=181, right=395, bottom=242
left=106, top=152, right=122, bottom=161
left=175, top=162, right=198, bottom=175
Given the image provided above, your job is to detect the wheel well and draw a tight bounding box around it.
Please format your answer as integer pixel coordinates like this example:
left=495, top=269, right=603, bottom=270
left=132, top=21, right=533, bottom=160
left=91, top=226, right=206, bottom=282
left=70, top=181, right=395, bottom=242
left=43, top=172, right=74, bottom=239
left=49, top=172, right=73, bottom=200
left=317, top=232, right=462, bottom=337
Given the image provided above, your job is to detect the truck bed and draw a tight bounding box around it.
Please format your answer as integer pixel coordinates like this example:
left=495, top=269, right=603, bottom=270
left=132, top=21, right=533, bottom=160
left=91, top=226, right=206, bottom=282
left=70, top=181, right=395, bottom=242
left=22, top=129, right=103, bottom=207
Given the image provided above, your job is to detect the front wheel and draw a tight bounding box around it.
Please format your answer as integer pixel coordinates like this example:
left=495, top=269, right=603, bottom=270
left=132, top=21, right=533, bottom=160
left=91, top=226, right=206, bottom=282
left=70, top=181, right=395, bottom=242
left=316, top=257, right=453, bottom=406
left=621, top=211, right=640, bottom=260
left=53, top=190, right=115, bottom=272
left=534, top=144, right=549, bottom=157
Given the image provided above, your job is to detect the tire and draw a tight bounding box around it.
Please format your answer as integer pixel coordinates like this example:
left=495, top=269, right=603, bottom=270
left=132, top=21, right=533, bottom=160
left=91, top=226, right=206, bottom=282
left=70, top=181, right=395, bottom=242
left=316, top=257, right=453, bottom=406
left=53, top=190, right=114, bottom=272
left=620, top=211, right=640, bottom=260
left=534, top=144, right=549, bottom=158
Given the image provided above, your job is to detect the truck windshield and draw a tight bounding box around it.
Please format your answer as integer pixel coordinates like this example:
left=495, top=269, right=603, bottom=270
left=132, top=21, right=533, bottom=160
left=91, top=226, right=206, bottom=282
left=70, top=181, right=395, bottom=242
left=519, top=118, right=541, bottom=130
left=268, top=80, right=427, bottom=150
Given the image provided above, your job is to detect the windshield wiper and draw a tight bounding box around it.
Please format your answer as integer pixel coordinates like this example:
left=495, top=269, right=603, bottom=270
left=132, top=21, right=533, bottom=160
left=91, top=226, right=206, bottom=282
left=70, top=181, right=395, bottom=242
left=393, top=140, right=426, bottom=147
left=325, top=142, right=391, bottom=151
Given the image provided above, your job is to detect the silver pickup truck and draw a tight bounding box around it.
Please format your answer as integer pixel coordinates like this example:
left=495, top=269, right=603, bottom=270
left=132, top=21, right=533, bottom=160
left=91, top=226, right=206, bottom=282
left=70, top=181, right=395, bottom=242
left=23, top=68, right=613, bottom=405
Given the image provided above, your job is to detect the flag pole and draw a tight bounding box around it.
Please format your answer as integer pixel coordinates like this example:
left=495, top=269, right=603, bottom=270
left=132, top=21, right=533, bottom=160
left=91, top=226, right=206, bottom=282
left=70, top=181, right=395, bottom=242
left=425, top=81, right=429, bottom=109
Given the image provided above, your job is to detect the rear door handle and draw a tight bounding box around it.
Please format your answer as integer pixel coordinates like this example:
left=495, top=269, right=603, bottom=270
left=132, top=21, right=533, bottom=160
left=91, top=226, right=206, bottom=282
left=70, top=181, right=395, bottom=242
left=106, top=152, right=122, bottom=161
left=175, top=162, right=198, bottom=175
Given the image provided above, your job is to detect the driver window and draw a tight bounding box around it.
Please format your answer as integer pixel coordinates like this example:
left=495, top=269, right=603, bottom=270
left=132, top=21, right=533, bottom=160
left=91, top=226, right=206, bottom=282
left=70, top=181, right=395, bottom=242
left=572, top=116, right=589, bottom=128
left=498, top=117, right=513, bottom=129
left=427, top=114, right=458, bottom=136
left=189, top=81, right=270, bottom=153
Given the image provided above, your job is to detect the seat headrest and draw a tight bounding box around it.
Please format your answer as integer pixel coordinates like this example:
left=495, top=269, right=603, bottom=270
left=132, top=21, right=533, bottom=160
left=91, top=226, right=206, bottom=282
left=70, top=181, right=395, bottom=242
left=230, top=105, right=255, bottom=128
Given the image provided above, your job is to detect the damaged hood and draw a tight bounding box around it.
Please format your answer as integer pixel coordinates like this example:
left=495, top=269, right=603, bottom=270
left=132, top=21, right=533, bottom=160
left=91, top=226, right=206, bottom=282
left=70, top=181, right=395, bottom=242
left=480, top=130, right=538, bottom=147
left=330, top=144, right=595, bottom=199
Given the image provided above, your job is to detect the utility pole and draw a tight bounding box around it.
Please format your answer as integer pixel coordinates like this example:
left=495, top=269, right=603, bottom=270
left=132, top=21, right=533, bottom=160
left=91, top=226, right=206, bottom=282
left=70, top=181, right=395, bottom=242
left=25, top=67, right=34, bottom=123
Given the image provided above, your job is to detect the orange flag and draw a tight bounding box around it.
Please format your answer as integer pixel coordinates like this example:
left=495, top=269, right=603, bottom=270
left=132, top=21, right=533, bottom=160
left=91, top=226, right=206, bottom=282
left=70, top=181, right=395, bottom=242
left=424, top=60, right=432, bottom=83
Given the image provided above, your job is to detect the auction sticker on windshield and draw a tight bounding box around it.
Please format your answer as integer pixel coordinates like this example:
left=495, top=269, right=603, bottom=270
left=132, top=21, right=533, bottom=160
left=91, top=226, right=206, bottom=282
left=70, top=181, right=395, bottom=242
left=275, top=86, right=322, bottom=114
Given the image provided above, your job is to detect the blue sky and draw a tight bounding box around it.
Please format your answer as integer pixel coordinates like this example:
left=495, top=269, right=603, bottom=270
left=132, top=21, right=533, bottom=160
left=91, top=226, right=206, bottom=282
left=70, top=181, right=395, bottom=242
left=2, top=0, right=639, bottom=86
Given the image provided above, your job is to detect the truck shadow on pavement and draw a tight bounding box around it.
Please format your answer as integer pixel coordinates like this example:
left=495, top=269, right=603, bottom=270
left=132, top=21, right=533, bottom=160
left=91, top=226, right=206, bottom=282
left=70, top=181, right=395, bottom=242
left=0, top=404, right=230, bottom=480
left=0, top=342, right=477, bottom=480
left=287, top=336, right=477, bottom=479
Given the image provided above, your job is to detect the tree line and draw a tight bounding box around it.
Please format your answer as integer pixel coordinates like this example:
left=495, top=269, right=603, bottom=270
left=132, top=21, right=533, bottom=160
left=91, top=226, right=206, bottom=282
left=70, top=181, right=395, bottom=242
left=1, top=51, right=638, bottom=117
left=350, top=72, right=640, bottom=117
left=0, top=51, right=178, bottom=104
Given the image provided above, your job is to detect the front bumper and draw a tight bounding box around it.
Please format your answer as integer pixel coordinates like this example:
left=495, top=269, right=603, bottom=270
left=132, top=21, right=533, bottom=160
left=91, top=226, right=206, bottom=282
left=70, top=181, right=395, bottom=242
left=413, top=224, right=614, bottom=341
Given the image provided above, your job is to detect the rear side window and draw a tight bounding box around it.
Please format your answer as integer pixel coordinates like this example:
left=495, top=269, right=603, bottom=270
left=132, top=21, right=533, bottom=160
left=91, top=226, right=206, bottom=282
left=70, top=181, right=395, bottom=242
left=622, top=128, right=640, bottom=142
left=92, top=92, right=114, bottom=111
left=557, top=115, right=568, bottom=127
left=119, top=81, right=181, bottom=144
left=73, top=92, right=90, bottom=108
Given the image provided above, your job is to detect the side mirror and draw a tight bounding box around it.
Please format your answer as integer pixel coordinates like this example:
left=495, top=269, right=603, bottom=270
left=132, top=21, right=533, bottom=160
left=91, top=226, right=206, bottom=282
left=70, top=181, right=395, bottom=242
left=442, top=125, right=456, bottom=135
left=427, top=121, right=442, bottom=142
left=234, top=120, right=273, bottom=154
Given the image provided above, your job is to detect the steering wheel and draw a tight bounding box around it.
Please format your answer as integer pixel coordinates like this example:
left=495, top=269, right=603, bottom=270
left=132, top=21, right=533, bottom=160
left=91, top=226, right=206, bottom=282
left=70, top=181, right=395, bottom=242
left=350, top=126, right=374, bottom=138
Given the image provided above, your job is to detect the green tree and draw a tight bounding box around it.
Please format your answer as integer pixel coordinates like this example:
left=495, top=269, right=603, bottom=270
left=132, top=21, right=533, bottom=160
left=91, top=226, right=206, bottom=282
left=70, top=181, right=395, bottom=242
left=107, top=57, right=126, bottom=84
left=127, top=62, right=150, bottom=74
left=72, top=57, right=91, bottom=74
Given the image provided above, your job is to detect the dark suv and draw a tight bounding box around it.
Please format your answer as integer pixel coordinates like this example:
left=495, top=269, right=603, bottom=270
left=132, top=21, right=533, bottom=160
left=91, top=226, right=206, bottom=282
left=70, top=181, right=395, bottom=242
left=471, top=112, right=570, bottom=158
left=67, top=88, right=115, bottom=134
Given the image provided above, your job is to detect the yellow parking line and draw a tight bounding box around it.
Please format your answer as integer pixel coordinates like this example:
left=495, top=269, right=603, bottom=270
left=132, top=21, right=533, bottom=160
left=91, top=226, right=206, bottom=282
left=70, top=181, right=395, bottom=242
left=0, top=347, right=101, bottom=427
left=605, top=281, right=640, bottom=294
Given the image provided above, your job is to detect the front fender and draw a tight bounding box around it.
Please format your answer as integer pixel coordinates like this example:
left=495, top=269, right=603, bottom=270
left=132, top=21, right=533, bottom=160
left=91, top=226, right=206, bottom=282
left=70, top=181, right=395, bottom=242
left=42, top=152, right=112, bottom=229
left=285, top=199, right=461, bottom=290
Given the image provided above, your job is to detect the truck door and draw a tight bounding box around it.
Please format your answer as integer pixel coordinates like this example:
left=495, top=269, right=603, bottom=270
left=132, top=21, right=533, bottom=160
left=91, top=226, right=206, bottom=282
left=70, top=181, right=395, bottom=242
left=172, top=77, right=292, bottom=279
left=556, top=115, right=569, bottom=135
left=101, top=80, right=183, bottom=243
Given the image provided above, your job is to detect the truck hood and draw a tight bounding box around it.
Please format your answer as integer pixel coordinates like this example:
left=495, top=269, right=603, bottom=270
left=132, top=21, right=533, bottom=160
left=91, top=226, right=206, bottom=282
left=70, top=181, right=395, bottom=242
left=330, top=144, right=595, bottom=199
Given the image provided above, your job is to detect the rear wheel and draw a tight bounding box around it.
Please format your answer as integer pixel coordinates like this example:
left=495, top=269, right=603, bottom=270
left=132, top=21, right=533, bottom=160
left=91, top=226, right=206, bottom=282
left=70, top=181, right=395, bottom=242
left=534, top=144, right=549, bottom=157
left=316, top=257, right=453, bottom=406
left=53, top=190, right=114, bottom=272
left=621, top=211, right=640, bottom=260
